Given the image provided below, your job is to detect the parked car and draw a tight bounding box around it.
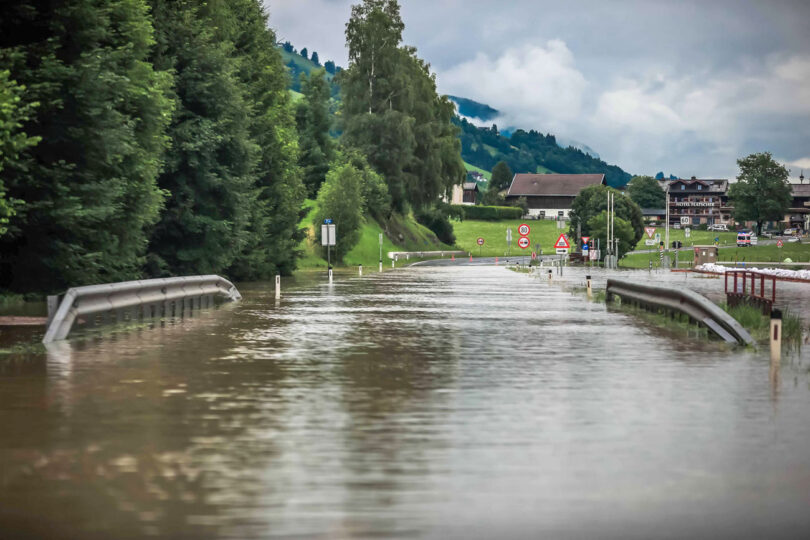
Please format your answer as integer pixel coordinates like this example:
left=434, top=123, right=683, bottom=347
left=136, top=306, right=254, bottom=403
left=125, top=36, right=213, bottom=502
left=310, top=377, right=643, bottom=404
left=783, top=228, right=797, bottom=236
left=707, top=224, right=728, bottom=231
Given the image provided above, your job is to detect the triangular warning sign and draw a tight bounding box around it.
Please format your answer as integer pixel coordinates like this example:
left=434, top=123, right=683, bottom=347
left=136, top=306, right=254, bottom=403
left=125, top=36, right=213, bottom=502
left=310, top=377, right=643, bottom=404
left=554, top=234, right=570, bottom=249
left=581, top=236, right=590, bottom=244
left=645, top=227, right=656, bottom=239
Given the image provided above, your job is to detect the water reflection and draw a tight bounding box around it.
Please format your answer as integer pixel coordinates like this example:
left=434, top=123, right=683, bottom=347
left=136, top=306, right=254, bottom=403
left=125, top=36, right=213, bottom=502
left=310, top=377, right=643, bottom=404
left=0, top=266, right=809, bottom=538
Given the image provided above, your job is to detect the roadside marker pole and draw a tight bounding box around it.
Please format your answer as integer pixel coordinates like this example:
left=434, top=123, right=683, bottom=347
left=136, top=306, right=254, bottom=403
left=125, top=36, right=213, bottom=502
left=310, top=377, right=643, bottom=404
left=379, top=261, right=382, bottom=272
left=548, top=269, right=552, bottom=283
left=469, top=254, right=472, bottom=262
left=359, top=264, right=362, bottom=276
left=495, top=257, right=498, bottom=265
left=328, top=267, right=333, bottom=284
left=275, top=275, right=281, bottom=299
left=586, top=274, right=592, bottom=298
left=770, top=309, right=782, bottom=363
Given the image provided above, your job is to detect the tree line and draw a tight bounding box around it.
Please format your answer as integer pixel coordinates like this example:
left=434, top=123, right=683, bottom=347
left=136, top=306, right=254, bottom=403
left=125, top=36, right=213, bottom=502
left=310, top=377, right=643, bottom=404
left=0, top=0, right=465, bottom=293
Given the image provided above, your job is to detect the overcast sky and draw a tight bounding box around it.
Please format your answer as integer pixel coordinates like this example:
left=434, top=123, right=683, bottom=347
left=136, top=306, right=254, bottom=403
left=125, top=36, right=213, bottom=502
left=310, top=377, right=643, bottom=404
left=265, top=0, right=810, bottom=180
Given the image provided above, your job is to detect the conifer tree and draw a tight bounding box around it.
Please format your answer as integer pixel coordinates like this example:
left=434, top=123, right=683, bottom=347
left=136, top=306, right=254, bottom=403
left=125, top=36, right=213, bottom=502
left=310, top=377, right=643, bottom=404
left=297, top=70, right=333, bottom=197
left=0, top=0, right=173, bottom=292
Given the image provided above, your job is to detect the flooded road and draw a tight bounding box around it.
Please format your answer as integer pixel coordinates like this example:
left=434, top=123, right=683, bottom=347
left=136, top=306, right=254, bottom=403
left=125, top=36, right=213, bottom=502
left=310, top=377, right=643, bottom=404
left=1, top=266, right=810, bottom=539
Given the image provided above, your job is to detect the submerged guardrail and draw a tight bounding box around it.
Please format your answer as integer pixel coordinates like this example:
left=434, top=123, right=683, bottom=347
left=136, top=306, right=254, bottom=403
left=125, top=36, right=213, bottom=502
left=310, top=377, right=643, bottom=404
left=43, top=275, right=241, bottom=344
left=605, top=278, right=754, bottom=346
left=387, top=250, right=466, bottom=260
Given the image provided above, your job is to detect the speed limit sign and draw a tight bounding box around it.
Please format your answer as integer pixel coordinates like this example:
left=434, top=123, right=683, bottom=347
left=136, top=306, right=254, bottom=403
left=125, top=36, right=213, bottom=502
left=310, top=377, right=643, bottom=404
left=518, top=223, right=531, bottom=236
left=518, top=237, right=530, bottom=249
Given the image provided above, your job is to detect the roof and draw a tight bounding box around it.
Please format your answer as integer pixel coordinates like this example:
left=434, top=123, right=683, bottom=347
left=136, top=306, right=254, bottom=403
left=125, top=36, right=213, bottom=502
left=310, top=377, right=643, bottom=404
left=506, top=174, right=605, bottom=197
left=462, top=182, right=479, bottom=191
left=667, top=178, right=729, bottom=192
left=642, top=208, right=666, bottom=216
left=791, top=184, right=810, bottom=197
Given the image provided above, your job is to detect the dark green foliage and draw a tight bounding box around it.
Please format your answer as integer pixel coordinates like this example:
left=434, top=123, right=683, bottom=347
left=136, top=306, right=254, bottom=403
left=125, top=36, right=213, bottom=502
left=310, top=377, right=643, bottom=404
left=488, top=161, right=513, bottom=193
left=415, top=205, right=455, bottom=245
left=297, top=70, right=333, bottom=197
left=0, top=70, right=40, bottom=236
left=340, top=0, right=464, bottom=212
left=568, top=185, right=644, bottom=247
left=0, top=0, right=173, bottom=292
left=314, top=163, right=364, bottom=261
left=587, top=211, right=635, bottom=258
left=282, top=41, right=294, bottom=53
left=627, top=175, right=665, bottom=208
left=447, top=95, right=499, bottom=122
left=337, top=148, right=391, bottom=220
left=728, top=152, right=792, bottom=235
left=300, top=47, right=308, bottom=59
left=451, top=205, right=523, bottom=220
left=324, top=60, right=336, bottom=74
left=311, top=51, right=319, bottom=65
left=455, top=117, right=632, bottom=188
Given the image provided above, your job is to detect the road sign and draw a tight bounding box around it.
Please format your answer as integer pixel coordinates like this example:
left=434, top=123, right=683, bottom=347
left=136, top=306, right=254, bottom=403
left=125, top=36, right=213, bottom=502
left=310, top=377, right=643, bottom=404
left=582, top=243, right=589, bottom=252
left=645, top=227, right=656, bottom=239
left=777, top=239, right=783, bottom=248
left=680, top=216, right=690, bottom=225
left=581, top=236, right=590, bottom=244
left=531, top=251, right=537, bottom=260
left=589, top=249, right=598, bottom=261
left=324, top=218, right=333, bottom=224
left=645, top=239, right=656, bottom=246
left=685, top=227, right=691, bottom=238
left=477, top=237, right=485, bottom=246
left=321, top=223, right=336, bottom=246
left=518, top=237, right=530, bottom=249
left=553, top=234, right=570, bottom=249
left=518, top=223, right=531, bottom=236
left=654, top=233, right=661, bottom=243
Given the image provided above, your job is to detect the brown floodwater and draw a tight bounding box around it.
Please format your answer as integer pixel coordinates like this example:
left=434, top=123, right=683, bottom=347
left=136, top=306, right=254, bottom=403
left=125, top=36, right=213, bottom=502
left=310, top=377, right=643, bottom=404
left=1, top=266, right=809, bottom=539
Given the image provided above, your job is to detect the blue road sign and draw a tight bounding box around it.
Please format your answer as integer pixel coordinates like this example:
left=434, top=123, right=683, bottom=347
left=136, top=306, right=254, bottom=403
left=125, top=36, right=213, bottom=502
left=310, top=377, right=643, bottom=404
left=324, top=218, right=333, bottom=224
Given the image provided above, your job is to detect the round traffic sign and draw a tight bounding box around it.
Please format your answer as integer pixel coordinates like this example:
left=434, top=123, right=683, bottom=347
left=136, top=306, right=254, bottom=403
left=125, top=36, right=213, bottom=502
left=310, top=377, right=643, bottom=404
left=518, top=223, right=531, bottom=237
left=777, top=239, right=783, bottom=248
left=518, top=237, right=530, bottom=249
left=477, top=237, right=485, bottom=246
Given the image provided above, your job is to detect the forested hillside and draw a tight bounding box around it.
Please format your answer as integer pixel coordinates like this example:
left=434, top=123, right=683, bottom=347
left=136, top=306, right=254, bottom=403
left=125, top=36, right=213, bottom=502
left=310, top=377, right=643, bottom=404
left=455, top=117, right=632, bottom=188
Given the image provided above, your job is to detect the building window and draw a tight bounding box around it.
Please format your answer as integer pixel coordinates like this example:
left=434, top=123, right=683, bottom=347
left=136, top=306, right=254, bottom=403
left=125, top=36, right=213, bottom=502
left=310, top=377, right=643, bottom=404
left=680, top=185, right=685, bottom=190
left=697, top=185, right=703, bottom=190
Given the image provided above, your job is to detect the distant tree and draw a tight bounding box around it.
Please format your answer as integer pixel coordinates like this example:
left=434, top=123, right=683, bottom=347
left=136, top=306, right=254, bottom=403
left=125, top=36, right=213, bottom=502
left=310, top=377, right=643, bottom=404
left=324, top=60, right=336, bottom=74
left=311, top=51, right=320, bottom=65
left=569, top=185, right=643, bottom=247
left=627, top=175, right=665, bottom=209
left=728, top=152, right=792, bottom=235
left=338, top=148, right=391, bottom=220
left=489, top=161, right=513, bottom=193
left=655, top=171, right=664, bottom=180
left=314, top=163, right=365, bottom=261
left=300, top=47, right=308, bottom=59
left=282, top=41, right=294, bottom=53
left=587, top=211, right=635, bottom=258
left=296, top=69, right=334, bottom=197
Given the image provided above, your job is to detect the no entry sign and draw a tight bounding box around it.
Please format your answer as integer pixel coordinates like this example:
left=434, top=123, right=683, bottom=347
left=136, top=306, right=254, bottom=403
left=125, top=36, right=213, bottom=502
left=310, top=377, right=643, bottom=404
left=518, top=223, right=531, bottom=236
left=518, top=237, right=530, bottom=249
left=477, top=237, right=485, bottom=246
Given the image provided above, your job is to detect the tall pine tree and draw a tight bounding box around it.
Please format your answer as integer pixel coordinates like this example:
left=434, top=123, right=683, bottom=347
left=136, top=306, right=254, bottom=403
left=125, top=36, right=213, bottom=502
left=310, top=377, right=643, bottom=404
left=0, top=0, right=173, bottom=292
left=297, top=69, right=333, bottom=198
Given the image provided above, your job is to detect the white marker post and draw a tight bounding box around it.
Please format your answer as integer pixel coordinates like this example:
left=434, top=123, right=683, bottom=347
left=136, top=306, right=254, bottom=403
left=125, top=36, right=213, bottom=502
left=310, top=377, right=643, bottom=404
left=359, top=264, right=362, bottom=276
left=770, top=309, right=782, bottom=363
left=586, top=274, right=592, bottom=298
left=275, top=275, right=280, bottom=299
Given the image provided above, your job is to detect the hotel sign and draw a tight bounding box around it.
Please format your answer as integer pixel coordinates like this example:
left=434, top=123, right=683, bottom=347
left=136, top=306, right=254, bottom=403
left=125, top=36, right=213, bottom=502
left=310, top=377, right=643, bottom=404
left=673, top=202, right=715, bottom=207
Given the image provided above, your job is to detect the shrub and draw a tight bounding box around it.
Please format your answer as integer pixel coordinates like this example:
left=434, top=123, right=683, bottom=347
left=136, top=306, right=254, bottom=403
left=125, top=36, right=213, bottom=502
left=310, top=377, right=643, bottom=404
left=450, top=205, right=523, bottom=220
left=415, top=206, right=456, bottom=245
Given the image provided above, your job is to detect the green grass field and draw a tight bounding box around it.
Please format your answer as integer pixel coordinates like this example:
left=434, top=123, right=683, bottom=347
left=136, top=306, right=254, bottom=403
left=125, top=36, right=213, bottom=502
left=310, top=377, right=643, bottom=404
left=620, top=241, right=810, bottom=268
left=452, top=219, right=570, bottom=257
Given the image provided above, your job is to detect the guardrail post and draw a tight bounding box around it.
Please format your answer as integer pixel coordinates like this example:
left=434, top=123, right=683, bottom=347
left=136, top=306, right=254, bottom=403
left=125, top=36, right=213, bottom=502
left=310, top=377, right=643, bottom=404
left=586, top=275, right=592, bottom=298
left=770, top=309, right=782, bottom=363
left=275, top=275, right=281, bottom=299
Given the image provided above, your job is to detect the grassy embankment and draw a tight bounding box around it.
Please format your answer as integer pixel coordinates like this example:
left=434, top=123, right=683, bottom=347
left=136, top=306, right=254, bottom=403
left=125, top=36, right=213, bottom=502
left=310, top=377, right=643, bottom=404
left=463, top=161, right=491, bottom=181
left=452, top=219, right=568, bottom=257
left=297, top=200, right=453, bottom=270
left=621, top=241, right=810, bottom=268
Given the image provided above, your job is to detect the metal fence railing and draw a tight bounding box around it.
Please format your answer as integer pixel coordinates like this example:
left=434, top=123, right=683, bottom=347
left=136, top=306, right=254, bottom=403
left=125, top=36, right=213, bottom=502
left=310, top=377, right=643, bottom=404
left=43, top=275, right=241, bottom=344
left=606, top=278, right=754, bottom=346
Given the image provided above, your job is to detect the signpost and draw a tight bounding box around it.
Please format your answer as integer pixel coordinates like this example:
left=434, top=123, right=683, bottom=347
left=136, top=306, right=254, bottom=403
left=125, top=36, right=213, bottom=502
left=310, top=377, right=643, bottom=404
left=322, top=221, right=336, bottom=279
left=685, top=227, right=691, bottom=238
left=518, top=223, right=531, bottom=237
left=506, top=228, right=512, bottom=256
left=645, top=227, right=656, bottom=239
left=777, top=239, right=783, bottom=248
left=477, top=237, right=485, bottom=257
left=680, top=216, right=690, bottom=225
left=518, top=237, right=530, bottom=249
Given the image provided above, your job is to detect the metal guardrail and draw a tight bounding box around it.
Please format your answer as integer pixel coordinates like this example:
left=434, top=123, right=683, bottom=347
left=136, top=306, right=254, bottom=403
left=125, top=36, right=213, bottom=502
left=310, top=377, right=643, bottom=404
left=387, top=250, right=466, bottom=260
left=43, top=275, right=241, bottom=344
left=605, top=278, right=754, bottom=346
